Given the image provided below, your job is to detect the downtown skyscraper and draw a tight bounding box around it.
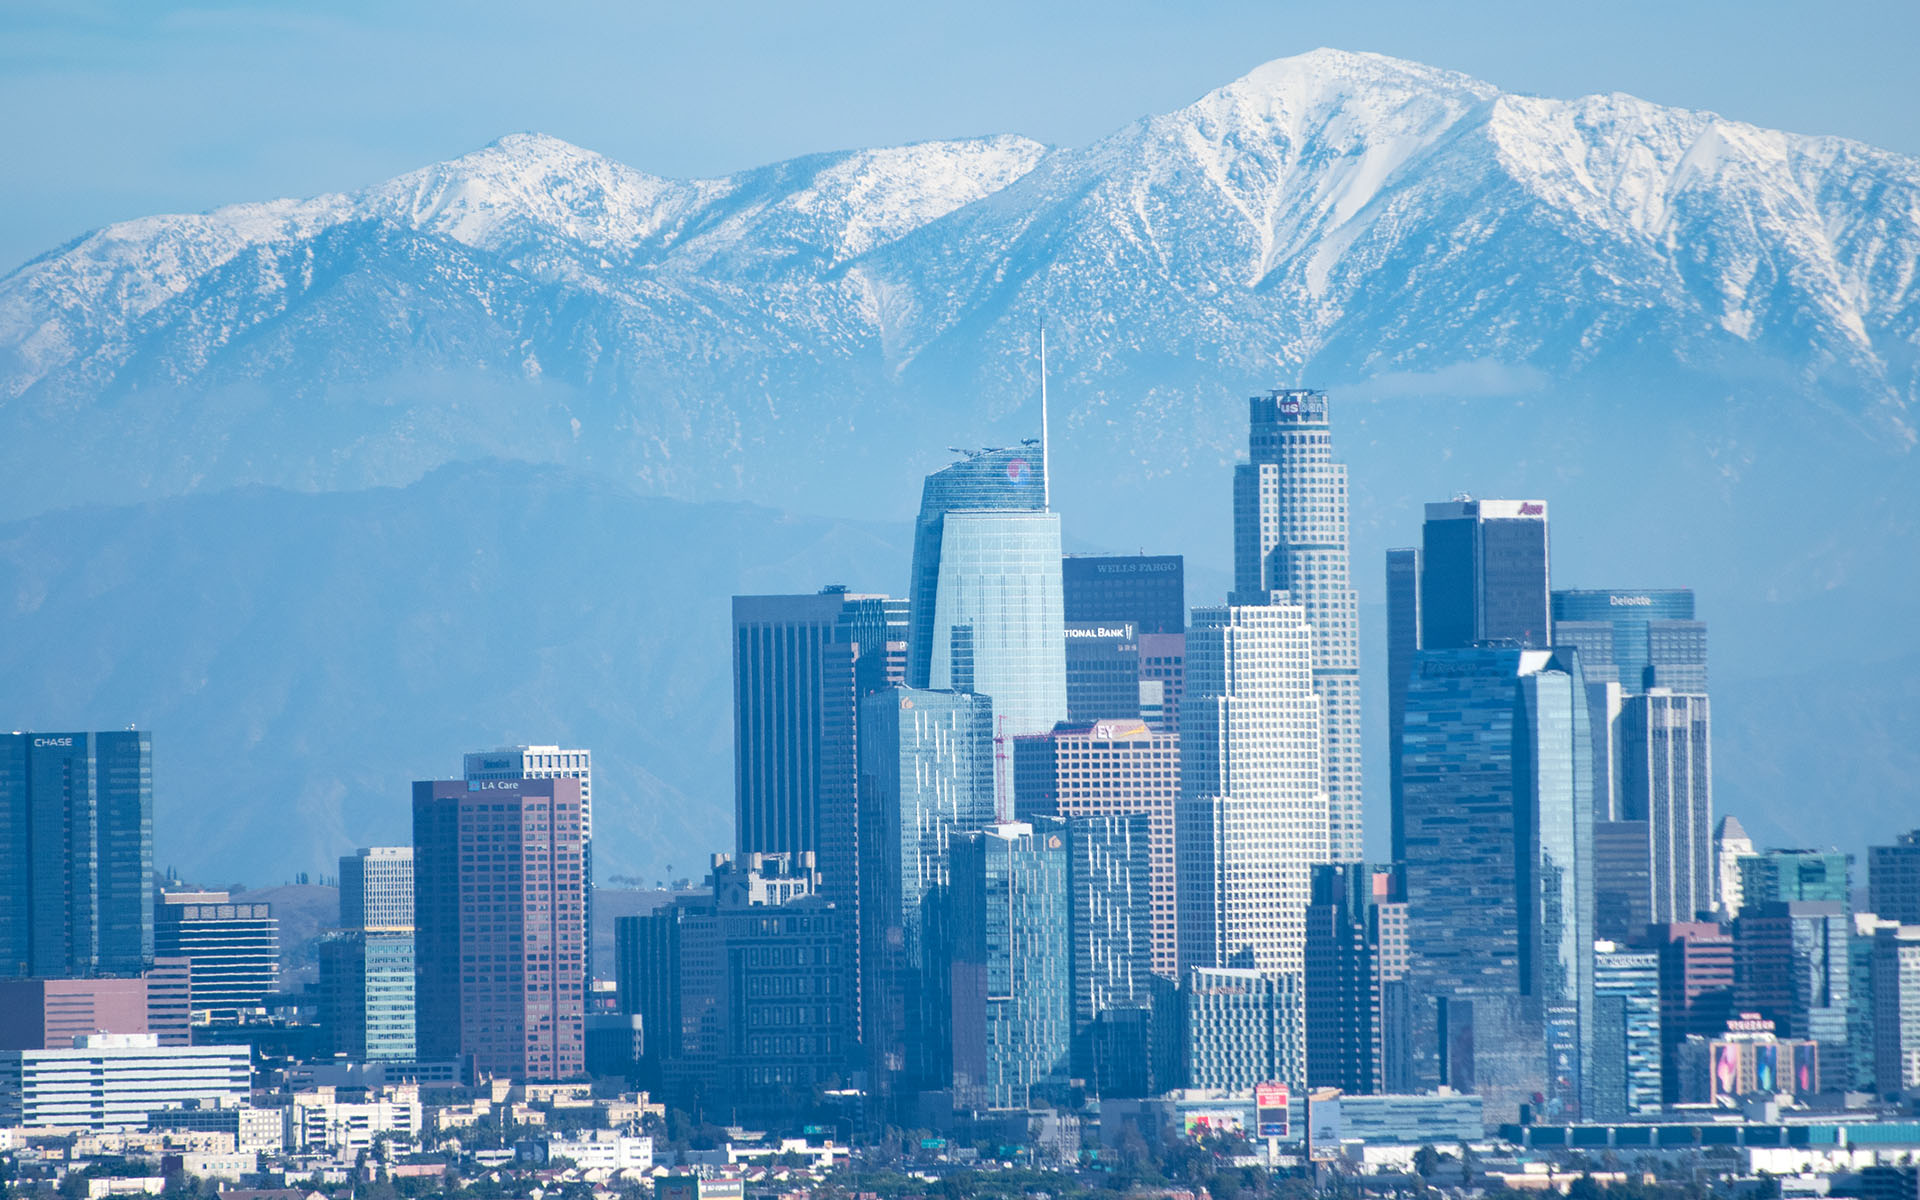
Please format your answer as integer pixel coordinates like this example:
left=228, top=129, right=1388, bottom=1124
left=1232, top=390, right=1362, bottom=863
left=907, top=445, right=1066, bottom=740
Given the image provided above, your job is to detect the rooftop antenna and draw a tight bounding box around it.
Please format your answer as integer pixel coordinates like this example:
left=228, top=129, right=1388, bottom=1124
left=1040, top=324, right=1051, bottom=511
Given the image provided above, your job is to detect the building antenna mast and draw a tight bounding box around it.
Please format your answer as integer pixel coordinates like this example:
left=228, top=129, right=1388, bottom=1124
left=1040, top=323, right=1051, bottom=511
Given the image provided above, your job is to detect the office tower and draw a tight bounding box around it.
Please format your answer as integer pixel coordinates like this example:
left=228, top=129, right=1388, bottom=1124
left=1012, top=720, right=1179, bottom=978
left=1384, top=547, right=1420, bottom=860
left=949, top=820, right=1072, bottom=1111
left=1593, top=821, right=1653, bottom=942
left=857, top=686, right=994, bottom=1102
left=0, top=1034, right=250, bottom=1131
left=317, top=932, right=416, bottom=1061
left=1399, top=645, right=1592, bottom=1122
left=1181, top=967, right=1303, bottom=1089
left=1137, top=633, right=1185, bottom=735
left=0, top=731, right=153, bottom=979
left=1871, top=831, right=1920, bottom=926
left=1716, top=816, right=1754, bottom=918
left=1062, top=554, right=1186, bottom=635
left=144, top=957, right=192, bottom=1047
left=1739, top=850, right=1851, bottom=907
left=339, top=847, right=413, bottom=931
left=1178, top=599, right=1327, bottom=982
left=1871, top=923, right=1920, bottom=1093
left=463, top=745, right=594, bottom=982
left=1851, top=913, right=1900, bottom=1092
left=1304, top=863, right=1410, bottom=1094
left=614, top=901, right=700, bottom=1092
left=155, top=892, right=278, bottom=1021
left=1590, top=943, right=1661, bottom=1119
left=1418, top=499, right=1552, bottom=650
left=1734, top=900, right=1851, bottom=1089
left=1231, top=390, right=1362, bottom=863
left=907, top=445, right=1066, bottom=739
left=414, top=776, right=586, bottom=1080
left=1063, top=622, right=1143, bottom=723
left=0, top=978, right=149, bottom=1049
left=1550, top=590, right=1705, bottom=693
left=1648, top=922, right=1736, bottom=1103
left=1621, top=691, right=1713, bottom=923
left=1062, top=814, right=1157, bottom=1088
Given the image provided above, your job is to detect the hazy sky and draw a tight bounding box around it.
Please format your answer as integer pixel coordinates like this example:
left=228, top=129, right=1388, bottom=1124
left=3, top=0, right=1916, bottom=273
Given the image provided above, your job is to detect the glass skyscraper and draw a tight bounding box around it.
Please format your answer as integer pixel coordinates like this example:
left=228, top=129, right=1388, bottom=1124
left=949, top=819, right=1072, bottom=1111
left=1063, top=813, right=1157, bottom=1082
left=0, top=731, right=153, bottom=979
left=1063, top=554, right=1186, bottom=635
left=1621, top=691, right=1713, bottom=924
left=907, top=445, right=1065, bottom=739
left=1400, top=645, right=1593, bottom=1123
left=1551, top=589, right=1704, bottom=692
left=1232, top=390, right=1363, bottom=863
left=1591, top=943, right=1662, bottom=1119
left=1418, top=499, right=1552, bottom=651
left=856, top=686, right=994, bottom=1102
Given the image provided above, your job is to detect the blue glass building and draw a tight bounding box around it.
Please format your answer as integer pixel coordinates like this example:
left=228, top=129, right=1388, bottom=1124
left=1400, top=646, right=1593, bottom=1123
left=1065, top=813, right=1158, bottom=1088
left=907, top=446, right=1066, bottom=739
left=1591, top=943, right=1661, bottom=1119
left=949, top=819, right=1072, bottom=1111
left=1181, top=967, right=1303, bottom=1089
left=856, top=686, right=995, bottom=1102
left=0, top=731, right=153, bottom=979
left=1551, top=589, right=1703, bottom=691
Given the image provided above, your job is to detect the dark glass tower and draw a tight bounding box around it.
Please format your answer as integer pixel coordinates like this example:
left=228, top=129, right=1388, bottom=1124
left=1384, top=547, right=1421, bottom=860
left=1419, top=499, right=1551, bottom=650
left=1550, top=589, right=1703, bottom=692
left=1062, top=554, right=1185, bottom=635
left=0, top=731, right=152, bottom=979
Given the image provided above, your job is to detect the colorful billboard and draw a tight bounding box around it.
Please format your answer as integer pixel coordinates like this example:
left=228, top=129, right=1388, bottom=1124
left=1255, top=1082, right=1290, bottom=1138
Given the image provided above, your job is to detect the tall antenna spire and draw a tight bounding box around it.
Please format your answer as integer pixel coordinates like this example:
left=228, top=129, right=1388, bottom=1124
left=1040, top=324, right=1051, bottom=511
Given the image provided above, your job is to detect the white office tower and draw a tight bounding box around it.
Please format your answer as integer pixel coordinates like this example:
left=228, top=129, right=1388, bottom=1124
left=339, top=847, right=413, bottom=931
left=1177, top=598, right=1330, bottom=988
left=1715, top=815, right=1753, bottom=919
left=1232, top=390, right=1363, bottom=862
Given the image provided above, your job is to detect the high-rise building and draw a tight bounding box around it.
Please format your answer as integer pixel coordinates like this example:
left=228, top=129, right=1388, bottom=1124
left=1739, top=850, right=1851, bottom=908
left=1590, top=943, right=1662, bottom=1119
left=1550, top=590, right=1705, bottom=692
left=1418, top=499, right=1552, bottom=651
left=462, top=745, right=594, bottom=980
left=1399, top=645, right=1592, bottom=1122
left=1063, top=554, right=1186, bottom=635
left=414, top=777, right=586, bottom=1080
left=857, top=686, right=994, bottom=1102
left=1061, top=814, right=1158, bottom=1087
left=1304, top=863, right=1410, bottom=1095
left=317, top=932, right=416, bottom=1062
left=1063, top=622, right=1143, bottom=723
left=907, top=445, right=1065, bottom=740
left=1734, top=900, right=1851, bottom=1089
left=1177, top=599, right=1328, bottom=983
left=339, top=847, right=413, bottom=932
left=144, top=957, right=192, bottom=1047
left=1647, top=922, right=1735, bottom=1103
left=0, top=978, right=149, bottom=1049
left=1716, top=816, right=1754, bottom=919
left=1871, top=831, right=1920, bottom=926
left=0, top=731, right=153, bottom=979
left=1012, top=720, right=1179, bottom=978
left=1181, top=967, right=1303, bottom=1089
left=949, top=820, right=1072, bottom=1111
left=1594, top=821, right=1653, bottom=943
left=1870, top=923, right=1920, bottom=1094
left=1621, top=691, right=1713, bottom=924
left=1231, top=390, right=1362, bottom=863
left=155, top=892, right=278, bottom=1022
left=1137, top=633, right=1185, bottom=736
left=1384, top=547, right=1420, bottom=861
left=1851, top=913, right=1900, bottom=1093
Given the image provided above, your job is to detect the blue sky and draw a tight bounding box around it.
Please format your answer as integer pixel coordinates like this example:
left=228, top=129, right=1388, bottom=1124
left=2, top=0, right=1915, bottom=274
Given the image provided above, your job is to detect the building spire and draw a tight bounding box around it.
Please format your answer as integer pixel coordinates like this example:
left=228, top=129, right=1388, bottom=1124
left=1040, top=324, right=1051, bottom=511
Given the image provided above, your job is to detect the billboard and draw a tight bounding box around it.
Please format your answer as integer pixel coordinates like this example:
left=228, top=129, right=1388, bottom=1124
left=1182, top=1110, right=1245, bottom=1137
left=1710, top=1042, right=1739, bottom=1103
left=1255, top=1082, right=1290, bottom=1138
left=1792, top=1043, right=1819, bottom=1095
left=1753, top=1044, right=1778, bottom=1094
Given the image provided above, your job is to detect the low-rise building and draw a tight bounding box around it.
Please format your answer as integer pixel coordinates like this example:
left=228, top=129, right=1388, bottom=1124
left=0, top=1034, right=250, bottom=1130
left=547, top=1130, right=654, bottom=1172
left=283, top=1085, right=422, bottom=1154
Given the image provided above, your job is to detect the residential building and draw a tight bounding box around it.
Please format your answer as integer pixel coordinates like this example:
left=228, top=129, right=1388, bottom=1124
left=0, top=731, right=153, bottom=978
left=1399, top=645, right=1593, bottom=1123
left=1062, top=554, right=1186, bottom=635
left=949, top=821, right=1072, bottom=1111
left=1304, top=863, right=1409, bottom=1095
left=1231, top=389, right=1362, bottom=862
left=155, top=893, right=277, bottom=1021
left=413, top=776, right=586, bottom=1080
left=1182, top=967, right=1302, bottom=1090
left=1012, top=719, right=1179, bottom=978
left=1872, top=923, right=1920, bottom=1095
left=1063, top=813, right=1160, bottom=1089
left=857, top=686, right=994, bottom=1102
left=1591, top=943, right=1662, bottom=1119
